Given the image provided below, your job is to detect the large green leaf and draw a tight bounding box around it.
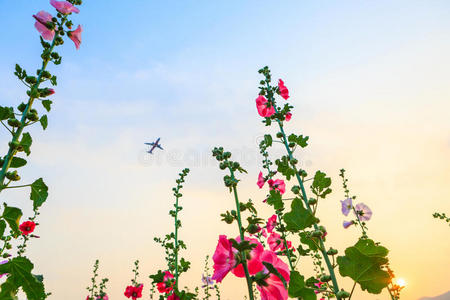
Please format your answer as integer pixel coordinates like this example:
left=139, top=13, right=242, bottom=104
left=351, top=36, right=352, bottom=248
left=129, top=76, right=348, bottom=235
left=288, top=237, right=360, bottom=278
left=288, top=271, right=317, bottom=299
left=2, top=205, right=22, bottom=237
left=311, top=171, right=332, bottom=198
left=0, top=257, right=46, bottom=300
left=283, top=198, right=316, bottom=232
left=30, top=178, right=48, bottom=209
left=0, top=107, right=14, bottom=121
left=337, top=239, right=390, bottom=294
left=9, top=157, right=27, bottom=168
left=266, top=190, right=283, bottom=210
left=39, top=115, right=48, bottom=130
left=20, top=133, right=32, bottom=156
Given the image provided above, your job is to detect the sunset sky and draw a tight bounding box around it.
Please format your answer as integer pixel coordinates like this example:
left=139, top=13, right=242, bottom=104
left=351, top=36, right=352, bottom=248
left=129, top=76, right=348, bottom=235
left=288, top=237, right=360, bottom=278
left=0, top=0, right=449, bottom=299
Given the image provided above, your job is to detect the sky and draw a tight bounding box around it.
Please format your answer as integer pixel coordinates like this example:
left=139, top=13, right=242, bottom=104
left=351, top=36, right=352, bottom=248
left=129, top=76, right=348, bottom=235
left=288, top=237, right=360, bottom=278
left=0, top=0, right=449, bottom=299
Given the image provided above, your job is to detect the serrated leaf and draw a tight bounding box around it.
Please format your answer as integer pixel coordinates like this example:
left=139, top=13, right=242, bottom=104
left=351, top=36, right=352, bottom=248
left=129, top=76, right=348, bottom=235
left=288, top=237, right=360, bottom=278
left=30, top=178, right=48, bottom=209
left=337, top=239, right=390, bottom=294
left=264, top=134, right=272, bottom=147
left=283, top=198, right=316, bottom=232
left=41, top=100, right=52, bottom=112
left=288, top=271, right=317, bottom=299
left=0, top=106, right=14, bottom=120
left=50, top=75, right=57, bottom=86
left=311, top=170, right=332, bottom=198
left=266, top=190, right=283, bottom=210
left=9, top=157, right=27, bottom=168
left=39, top=115, right=48, bottom=130
left=2, top=205, right=22, bottom=237
left=0, top=257, right=46, bottom=300
left=20, top=133, right=32, bottom=156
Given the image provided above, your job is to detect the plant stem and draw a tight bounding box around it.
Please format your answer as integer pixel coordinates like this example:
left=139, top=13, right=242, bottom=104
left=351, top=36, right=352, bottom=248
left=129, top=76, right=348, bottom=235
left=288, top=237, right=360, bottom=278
left=229, top=167, right=254, bottom=300
left=0, top=34, right=59, bottom=188
left=174, top=194, right=180, bottom=290
left=348, top=281, right=356, bottom=299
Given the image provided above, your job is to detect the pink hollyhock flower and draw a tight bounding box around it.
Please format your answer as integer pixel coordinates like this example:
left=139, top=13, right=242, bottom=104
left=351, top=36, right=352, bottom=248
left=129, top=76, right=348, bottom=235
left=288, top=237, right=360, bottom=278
left=278, top=79, right=289, bottom=100
left=268, top=232, right=283, bottom=252
left=33, top=11, right=55, bottom=41
left=266, top=215, right=277, bottom=233
left=211, top=235, right=236, bottom=283
left=343, top=220, right=353, bottom=229
left=268, top=179, right=286, bottom=194
left=19, top=221, right=35, bottom=235
left=355, top=203, right=372, bottom=221
left=256, top=95, right=275, bottom=118
left=156, top=271, right=175, bottom=293
left=341, top=198, right=353, bottom=216
left=167, top=294, right=180, bottom=300
left=86, top=296, right=90, bottom=300
left=68, top=25, right=82, bottom=50
left=232, top=236, right=264, bottom=277
left=96, top=295, right=108, bottom=300
left=50, top=0, right=80, bottom=14
left=257, top=171, right=266, bottom=188
left=256, top=250, right=290, bottom=300
left=285, top=112, right=292, bottom=121
left=124, top=284, right=143, bottom=300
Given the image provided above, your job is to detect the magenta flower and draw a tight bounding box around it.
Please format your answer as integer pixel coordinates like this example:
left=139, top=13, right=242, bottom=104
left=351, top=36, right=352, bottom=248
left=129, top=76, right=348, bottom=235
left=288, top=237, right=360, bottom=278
left=355, top=203, right=372, bottom=221
left=266, top=214, right=277, bottom=233
left=256, top=250, right=290, bottom=300
left=278, top=79, right=289, bottom=100
left=50, top=0, right=80, bottom=14
left=211, top=235, right=236, bottom=283
left=231, top=236, right=264, bottom=277
left=340, top=198, right=352, bottom=216
left=267, top=232, right=283, bottom=252
left=343, top=220, right=353, bottom=229
left=256, top=95, right=275, bottom=118
left=285, top=112, right=292, bottom=121
left=257, top=171, right=266, bottom=188
left=68, top=25, right=82, bottom=50
left=33, top=11, right=55, bottom=41
left=268, top=179, right=286, bottom=194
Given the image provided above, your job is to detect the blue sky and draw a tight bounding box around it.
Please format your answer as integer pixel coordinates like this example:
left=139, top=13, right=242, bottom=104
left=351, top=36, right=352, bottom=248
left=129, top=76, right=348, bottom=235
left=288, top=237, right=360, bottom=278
left=0, top=1, right=450, bottom=299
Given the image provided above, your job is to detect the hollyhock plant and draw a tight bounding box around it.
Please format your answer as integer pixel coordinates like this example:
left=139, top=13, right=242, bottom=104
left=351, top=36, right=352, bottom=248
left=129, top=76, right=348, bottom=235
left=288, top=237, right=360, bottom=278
left=268, top=179, right=286, bottom=194
left=33, top=11, right=55, bottom=40
left=285, top=112, right=292, bottom=121
left=355, top=203, right=373, bottom=221
left=157, top=271, right=175, bottom=293
left=231, top=236, right=264, bottom=277
left=256, top=95, right=275, bottom=117
left=124, top=284, right=143, bottom=300
left=256, top=250, right=290, bottom=300
left=50, top=0, right=80, bottom=14
left=211, top=235, right=236, bottom=282
left=19, top=221, right=35, bottom=235
left=278, top=79, right=289, bottom=100
left=341, top=197, right=353, bottom=216
left=257, top=171, right=266, bottom=188
left=68, top=25, right=83, bottom=50
left=266, top=214, right=277, bottom=233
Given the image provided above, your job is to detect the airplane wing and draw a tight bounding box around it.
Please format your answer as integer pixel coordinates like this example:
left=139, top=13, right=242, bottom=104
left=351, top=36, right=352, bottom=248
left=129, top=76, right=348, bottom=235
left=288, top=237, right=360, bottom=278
left=157, top=145, right=163, bottom=150
left=144, top=142, right=155, bottom=146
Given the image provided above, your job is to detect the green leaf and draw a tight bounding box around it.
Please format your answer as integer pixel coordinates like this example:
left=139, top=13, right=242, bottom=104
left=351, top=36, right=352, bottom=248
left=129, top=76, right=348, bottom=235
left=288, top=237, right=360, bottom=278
left=9, top=157, right=27, bottom=168
left=0, top=106, right=14, bottom=121
left=50, top=75, right=57, bottom=86
left=288, top=271, right=317, bottom=299
left=264, top=134, right=272, bottom=147
left=39, top=115, right=48, bottom=130
left=266, top=190, right=283, bottom=210
left=299, top=231, right=319, bottom=251
left=20, top=133, right=32, bottom=156
left=288, top=134, right=309, bottom=148
left=30, top=178, right=48, bottom=209
left=0, top=220, right=6, bottom=237
left=2, top=205, right=22, bottom=237
left=311, top=171, right=332, bottom=199
left=283, top=198, right=316, bottom=232
left=0, top=257, right=46, bottom=300
left=41, top=100, right=52, bottom=112
left=337, top=239, right=390, bottom=294
left=275, top=156, right=295, bottom=180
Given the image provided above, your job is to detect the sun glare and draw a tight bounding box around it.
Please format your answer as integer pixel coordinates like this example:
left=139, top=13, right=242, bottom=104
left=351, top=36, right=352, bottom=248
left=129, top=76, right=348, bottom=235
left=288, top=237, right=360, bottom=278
left=396, top=278, right=407, bottom=287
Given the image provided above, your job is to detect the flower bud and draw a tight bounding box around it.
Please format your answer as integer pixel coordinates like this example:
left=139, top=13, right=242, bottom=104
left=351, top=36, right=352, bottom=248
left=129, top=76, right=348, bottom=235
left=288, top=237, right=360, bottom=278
left=25, top=76, right=37, bottom=85
left=327, top=248, right=338, bottom=255
left=311, top=230, right=323, bottom=237
left=276, top=132, right=283, bottom=138
left=288, top=142, right=295, bottom=148
left=7, top=118, right=21, bottom=127
left=27, top=112, right=39, bottom=122
left=291, top=185, right=300, bottom=194
left=336, top=290, right=350, bottom=298
left=247, top=224, right=259, bottom=234
left=219, top=162, right=227, bottom=170
left=8, top=141, right=20, bottom=149
left=320, top=275, right=331, bottom=282
left=6, top=171, right=20, bottom=181
left=308, top=198, right=317, bottom=205
left=17, top=103, right=27, bottom=112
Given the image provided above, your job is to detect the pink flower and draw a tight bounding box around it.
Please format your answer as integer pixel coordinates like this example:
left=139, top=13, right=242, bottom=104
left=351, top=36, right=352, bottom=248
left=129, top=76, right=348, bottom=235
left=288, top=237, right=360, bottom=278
left=50, top=0, right=80, bottom=14
left=343, top=220, right=353, bottom=229
left=231, top=236, right=264, bottom=277
left=19, top=221, right=36, bottom=235
left=266, top=215, right=277, bottom=233
left=285, top=112, right=292, bottom=121
left=256, top=95, right=275, bottom=118
left=355, top=203, right=372, bottom=221
left=96, top=295, right=108, bottom=300
left=68, top=25, right=82, bottom=50
left=267, top=232, right=292, bottom=252
left=156, top=271, right=175, bottom=293
left=211, top=235, right=236, bottom=283
left=278, top=79, right=289, bottom=100
left=256, top=250, right=290, bottom=300
left=268, top=179, right=286, bottom=194
left=124, top=284, right=143, bottom=300
left=33, top=11, right=55, bottom=41
left=167, top=294, right=180, bottom=300
left=257, top=171, right=266, bottom=188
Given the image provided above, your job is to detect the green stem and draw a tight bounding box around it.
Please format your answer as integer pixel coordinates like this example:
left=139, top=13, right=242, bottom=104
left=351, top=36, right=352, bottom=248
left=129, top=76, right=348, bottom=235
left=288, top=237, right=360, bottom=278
left=268, top=91, right=341, bottom=298
left=348, top=281, right=356, bottom=299
left=0, top=31, right=60, bottom=188
left=174, top=194, right=179, bottom=290
left=229, top=167, right=254, bottom=300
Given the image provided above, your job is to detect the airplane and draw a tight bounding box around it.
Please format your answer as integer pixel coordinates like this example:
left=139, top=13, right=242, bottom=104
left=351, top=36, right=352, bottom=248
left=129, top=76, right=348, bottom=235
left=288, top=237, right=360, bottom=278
left=145, top=137, right=164, bottom=154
